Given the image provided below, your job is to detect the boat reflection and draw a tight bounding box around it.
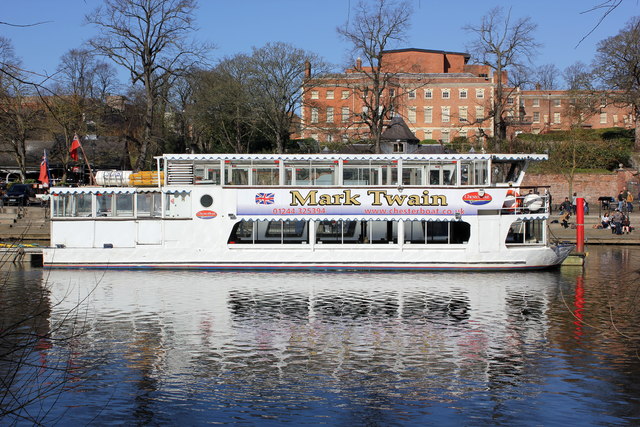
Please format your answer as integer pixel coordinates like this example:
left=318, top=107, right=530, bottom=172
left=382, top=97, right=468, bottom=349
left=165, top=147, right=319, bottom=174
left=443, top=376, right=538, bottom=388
left=44, top=270, right=566, bottom=387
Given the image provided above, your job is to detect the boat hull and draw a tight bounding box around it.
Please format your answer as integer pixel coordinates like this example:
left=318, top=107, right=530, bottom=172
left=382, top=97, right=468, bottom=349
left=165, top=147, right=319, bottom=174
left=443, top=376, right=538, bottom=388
left=43, top=244, right=573, bottom=271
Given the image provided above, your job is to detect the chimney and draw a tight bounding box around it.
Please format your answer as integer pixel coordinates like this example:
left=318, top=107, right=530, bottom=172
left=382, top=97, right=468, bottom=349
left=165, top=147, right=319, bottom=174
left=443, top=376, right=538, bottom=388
left=304, top=60, right=311, bottom=78
left=535, top=83, right=541, bottom=90
left=356, top=57, right=362, bottom=70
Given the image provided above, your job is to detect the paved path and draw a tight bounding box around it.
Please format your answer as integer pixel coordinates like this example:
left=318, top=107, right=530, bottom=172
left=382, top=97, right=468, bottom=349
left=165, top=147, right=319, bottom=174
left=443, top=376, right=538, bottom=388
left=548, top=208, right=640, bottom=245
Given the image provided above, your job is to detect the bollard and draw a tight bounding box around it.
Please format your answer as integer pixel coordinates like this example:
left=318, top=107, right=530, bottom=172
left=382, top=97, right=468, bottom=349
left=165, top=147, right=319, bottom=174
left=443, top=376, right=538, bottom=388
left=576, top=197, right=585, bottom=253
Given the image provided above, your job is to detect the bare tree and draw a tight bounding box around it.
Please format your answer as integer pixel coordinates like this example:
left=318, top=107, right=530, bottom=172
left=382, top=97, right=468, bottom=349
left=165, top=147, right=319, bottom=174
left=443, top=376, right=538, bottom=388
left=249, top=42, right=329, bottom=153
left=532, top=64, right=561, bottom=90
left=593, top=16, right=640, bottom=150
left=0, top=37, right=45, bottom=181
left=464, top=7, right=540, bottom=147
left=86, top=0, right=209, bottom=170
left=337, top=0, right=412, bottom=153
left=188, top=56, right=262, bottom=153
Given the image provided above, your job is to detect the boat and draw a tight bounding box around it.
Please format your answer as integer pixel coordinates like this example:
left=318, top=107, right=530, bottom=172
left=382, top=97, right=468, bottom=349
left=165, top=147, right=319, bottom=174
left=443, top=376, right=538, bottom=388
left=43, top=153, right=573, bottom=270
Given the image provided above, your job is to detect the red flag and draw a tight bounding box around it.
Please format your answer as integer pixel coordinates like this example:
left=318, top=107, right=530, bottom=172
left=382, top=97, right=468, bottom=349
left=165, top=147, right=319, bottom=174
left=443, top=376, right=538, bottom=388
left=70, top=135, right=81, bottom=161
left=38, top=150, right=50, bottom=186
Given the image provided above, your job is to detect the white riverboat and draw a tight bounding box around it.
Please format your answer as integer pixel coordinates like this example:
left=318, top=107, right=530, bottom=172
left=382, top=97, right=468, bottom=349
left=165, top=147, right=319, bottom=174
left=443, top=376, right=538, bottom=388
left=43, top=153, right=572, bottom=270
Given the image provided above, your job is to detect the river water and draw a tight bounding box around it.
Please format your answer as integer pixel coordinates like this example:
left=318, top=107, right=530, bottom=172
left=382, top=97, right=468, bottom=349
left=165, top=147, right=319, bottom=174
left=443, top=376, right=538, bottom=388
left=2, top=246, right=640, bottom=425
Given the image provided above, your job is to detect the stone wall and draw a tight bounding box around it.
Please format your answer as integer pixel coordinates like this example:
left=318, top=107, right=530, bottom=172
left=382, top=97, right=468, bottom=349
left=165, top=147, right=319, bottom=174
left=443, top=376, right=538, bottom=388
left=522, top=169, right=639, bottom=209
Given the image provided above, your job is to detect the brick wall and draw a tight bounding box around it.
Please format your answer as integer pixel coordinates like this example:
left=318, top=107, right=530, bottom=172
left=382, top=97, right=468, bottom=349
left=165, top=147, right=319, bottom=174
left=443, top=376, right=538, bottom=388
left=523, top=169, right=639, bottom=209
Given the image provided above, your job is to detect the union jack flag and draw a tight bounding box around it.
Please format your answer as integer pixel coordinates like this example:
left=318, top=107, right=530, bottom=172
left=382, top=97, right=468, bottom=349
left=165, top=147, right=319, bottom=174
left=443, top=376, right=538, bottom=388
left=255, top=192, right=275, bottom=205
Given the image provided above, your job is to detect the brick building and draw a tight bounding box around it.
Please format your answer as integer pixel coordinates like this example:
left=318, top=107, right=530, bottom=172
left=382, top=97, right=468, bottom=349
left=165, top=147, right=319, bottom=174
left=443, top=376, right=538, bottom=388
left=300, top=48, right=633, bottom=147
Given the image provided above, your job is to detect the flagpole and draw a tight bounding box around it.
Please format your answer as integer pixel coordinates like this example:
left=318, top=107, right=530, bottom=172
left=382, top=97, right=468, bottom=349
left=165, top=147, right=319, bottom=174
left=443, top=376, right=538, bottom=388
left=74, top=135, right=96, bottom=185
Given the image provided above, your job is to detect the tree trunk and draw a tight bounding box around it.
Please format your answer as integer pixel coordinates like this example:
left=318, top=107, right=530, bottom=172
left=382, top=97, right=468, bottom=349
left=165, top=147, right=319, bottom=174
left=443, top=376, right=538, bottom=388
left=635, top=109, right=640, bottom=152
left=136, top=86, right=154, bottom=171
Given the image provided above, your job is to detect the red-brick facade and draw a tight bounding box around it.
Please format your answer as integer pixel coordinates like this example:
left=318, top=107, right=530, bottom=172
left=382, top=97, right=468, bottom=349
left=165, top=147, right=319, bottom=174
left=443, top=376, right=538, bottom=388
left=300, top=48, right=633, bottom=145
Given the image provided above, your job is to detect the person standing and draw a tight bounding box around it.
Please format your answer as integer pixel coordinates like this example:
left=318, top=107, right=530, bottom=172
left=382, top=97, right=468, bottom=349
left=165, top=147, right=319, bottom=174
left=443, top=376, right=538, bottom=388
left=572, top=192, right=578, bottom=214
left=626, top=191, right=634, bottom=212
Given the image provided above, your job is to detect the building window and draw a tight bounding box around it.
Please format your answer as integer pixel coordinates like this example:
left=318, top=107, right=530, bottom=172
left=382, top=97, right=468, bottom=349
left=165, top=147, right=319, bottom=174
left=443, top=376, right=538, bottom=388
left=408, top=89, right=416, bottom=99
left=533, top=98, right=540, bottom=107
left=554, top=99, right=561, bottom=107
left=507, top=97, right=514, bottom=105
left=311, top=107, right=319, bottom=123
left=459, top=130, right=467, bottom=138
left=459, top=89, right=468, bottom=99
left=393, top=143, right=404, bottom=153
left=408, top=106, right=417, bottom=124
left=424, top=129, right=433, bottom=140
left=424, top=89, right=432, bottom=99
left=476, top=106, right=484, bottom=121
left=327, top=134, right=333, bottom=143
left=326, top=90, right=334, bottom=100
left=389, top=88, right=396, bottom=97
left=424, top=107, right=433, bottom=124
left=342, top=106, right=350, bottom=122
left=441, top=130, right=450, bottom=143
left=442, top=89, right=450, bottom=99
left=326, top=107, right=334, bottom=123
left=533, top=111, right=540, bottom=123
left=311, top=90, right=319, bottom=100
left=442, top=106, right=450, bottom=123
left=476, top=88, right=484, bottom=99
left=613, top=114, right=619, bottom=123
left=553, top=112, right=561, bottom=124
left=341, top=90, right=350, bottom=99
left=459, top=106, right=468, bottom=122
left=600, top=112, right=607, bottom=124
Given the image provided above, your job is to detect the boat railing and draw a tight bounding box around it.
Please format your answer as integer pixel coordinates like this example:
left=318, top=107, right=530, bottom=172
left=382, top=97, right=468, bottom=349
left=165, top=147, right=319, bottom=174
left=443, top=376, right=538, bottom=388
left=502, top=186, right=550, bottom=215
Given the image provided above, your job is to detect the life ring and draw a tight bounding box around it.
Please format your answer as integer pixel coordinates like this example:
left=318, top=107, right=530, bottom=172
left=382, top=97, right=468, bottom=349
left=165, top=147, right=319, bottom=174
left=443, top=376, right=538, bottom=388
left=503, top=189, right=521, bottom=210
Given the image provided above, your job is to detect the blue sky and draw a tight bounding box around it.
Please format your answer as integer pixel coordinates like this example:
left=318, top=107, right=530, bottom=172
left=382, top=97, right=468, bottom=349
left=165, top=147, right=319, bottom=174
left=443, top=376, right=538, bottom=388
left=2, top=0, right=638, bottom=87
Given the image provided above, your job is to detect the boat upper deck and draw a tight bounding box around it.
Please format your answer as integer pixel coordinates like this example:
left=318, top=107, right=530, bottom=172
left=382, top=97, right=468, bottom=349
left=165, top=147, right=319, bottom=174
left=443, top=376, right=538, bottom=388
left=155, top=153, right=548, bottom=188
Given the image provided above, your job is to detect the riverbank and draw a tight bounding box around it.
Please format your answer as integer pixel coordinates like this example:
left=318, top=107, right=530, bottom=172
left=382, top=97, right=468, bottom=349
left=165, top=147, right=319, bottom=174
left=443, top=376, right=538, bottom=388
left=548, top=208, right=640, bottom=245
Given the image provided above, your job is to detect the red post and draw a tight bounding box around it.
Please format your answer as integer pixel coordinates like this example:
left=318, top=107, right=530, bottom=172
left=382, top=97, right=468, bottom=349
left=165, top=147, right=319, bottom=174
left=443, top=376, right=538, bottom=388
left=576, top=197, right=585, bottom=253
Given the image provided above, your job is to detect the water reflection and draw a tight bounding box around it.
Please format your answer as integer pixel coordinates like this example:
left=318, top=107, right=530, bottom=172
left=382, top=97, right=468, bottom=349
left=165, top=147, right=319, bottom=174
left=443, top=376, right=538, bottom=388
left=3, top=247, right=640, bottom=425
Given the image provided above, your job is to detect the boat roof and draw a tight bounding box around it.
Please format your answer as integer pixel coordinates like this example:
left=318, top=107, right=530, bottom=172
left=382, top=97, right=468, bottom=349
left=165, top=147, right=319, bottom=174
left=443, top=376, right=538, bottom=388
left=158, top=153, right=548, bottom=162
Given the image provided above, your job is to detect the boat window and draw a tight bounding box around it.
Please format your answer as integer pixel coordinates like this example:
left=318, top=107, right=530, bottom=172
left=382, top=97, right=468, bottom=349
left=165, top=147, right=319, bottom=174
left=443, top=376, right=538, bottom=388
left=52, top=193, right=92, bottom=217
left=460, top=160, right=488, bottom=186
left=492, top=160, right=524, bottom=184
left=383, top=164, right=399, bottom=185
left=194, top=163, right=221, bottom=185
left=114, top=193, right=134, bottom=217
left=227, top=163, right=250, bottom=185
left=506, top=219, right=544, bottom=245
left=265, top=220, right=308, bottom=243
left=164, top=192, right=191, bottom=218
left=404, top=220, right=470, bottom=244
left=315, top=220, right=361, bottom=243
left=253, top=167, right=279, bottom=185
left=93, top=193, right=133, bottom=218
left=401, top=163, right=425, bottom=185
left=96, top=194, right=114, bottom=217
left=284, top=162, right=337, bottom=186
left=426, top=162, right=457, bottom=186
left=137, top=192, right=162, bottom=217
left=367, top=220, right=398, bottom=243
left=228, top=220, right=309, bottom=244
left=343, top=162, right=382, bottom=185
left=228, top=220, right=256, bottom=244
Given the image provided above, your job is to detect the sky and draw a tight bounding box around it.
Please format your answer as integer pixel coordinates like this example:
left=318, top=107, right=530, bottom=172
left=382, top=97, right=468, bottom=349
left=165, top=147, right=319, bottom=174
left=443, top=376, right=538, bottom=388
left=2, top=0, right=639, bottom=88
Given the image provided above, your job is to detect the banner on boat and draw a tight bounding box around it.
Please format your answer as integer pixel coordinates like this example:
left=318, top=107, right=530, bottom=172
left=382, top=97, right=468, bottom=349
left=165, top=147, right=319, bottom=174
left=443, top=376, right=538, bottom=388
left=237, top=188, right=513, bottom=216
